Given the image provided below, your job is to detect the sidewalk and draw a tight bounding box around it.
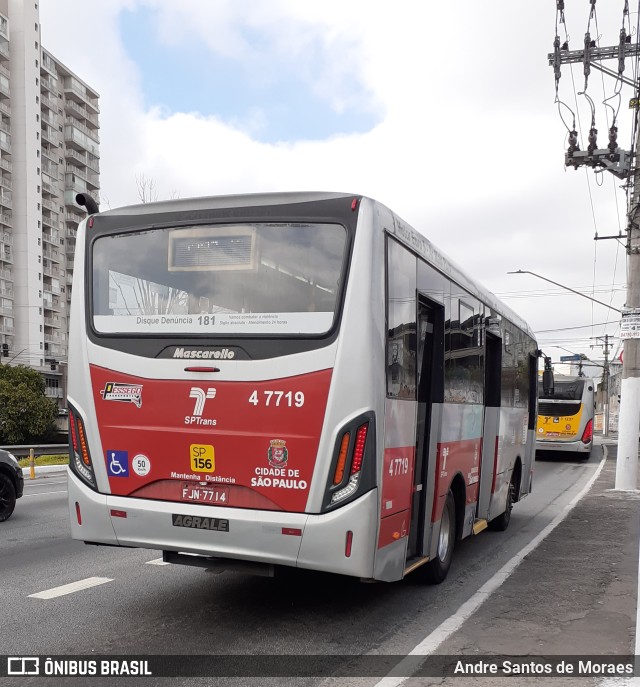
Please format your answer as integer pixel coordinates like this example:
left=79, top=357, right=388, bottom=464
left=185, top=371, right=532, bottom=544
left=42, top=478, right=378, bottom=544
left=410, top=439, right=639, bottom=685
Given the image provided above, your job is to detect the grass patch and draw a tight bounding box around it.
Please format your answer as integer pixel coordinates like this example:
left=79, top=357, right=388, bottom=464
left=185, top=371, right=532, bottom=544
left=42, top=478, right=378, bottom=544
left=18, top=454, right=69, bottom=468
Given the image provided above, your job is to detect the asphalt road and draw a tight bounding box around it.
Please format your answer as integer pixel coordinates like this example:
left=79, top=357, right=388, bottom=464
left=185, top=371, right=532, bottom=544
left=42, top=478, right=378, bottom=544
left=1, top=449, right=603, bottom=686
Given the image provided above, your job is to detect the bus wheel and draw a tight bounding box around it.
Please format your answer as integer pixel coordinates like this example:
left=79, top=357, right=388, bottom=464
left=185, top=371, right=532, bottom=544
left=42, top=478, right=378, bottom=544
left=489, top=475, right=514, bottom=532
left=423, top=490, right=456, bottom=584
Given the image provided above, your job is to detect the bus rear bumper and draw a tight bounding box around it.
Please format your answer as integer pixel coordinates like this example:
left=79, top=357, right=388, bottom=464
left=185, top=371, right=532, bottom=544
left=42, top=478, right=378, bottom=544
left=536, top=440, right=592, bottom=454
left=68, top=471, right=377, bottom=578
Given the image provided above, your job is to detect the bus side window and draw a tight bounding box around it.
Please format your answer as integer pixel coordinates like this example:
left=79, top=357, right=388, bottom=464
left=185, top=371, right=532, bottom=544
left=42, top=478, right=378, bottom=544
left=445, top=294, right=484, bottom=404
left=386, top=238, right=417, bottom=400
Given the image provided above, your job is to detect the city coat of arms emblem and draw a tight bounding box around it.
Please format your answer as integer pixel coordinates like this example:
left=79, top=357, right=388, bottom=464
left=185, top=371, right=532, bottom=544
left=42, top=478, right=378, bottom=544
left=268, top=439, right=288, bottom=467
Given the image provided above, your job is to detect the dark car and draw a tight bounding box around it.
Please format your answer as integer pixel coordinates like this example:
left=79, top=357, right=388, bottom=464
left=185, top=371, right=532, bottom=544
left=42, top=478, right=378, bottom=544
left=0, top=449, right=24, bottom=521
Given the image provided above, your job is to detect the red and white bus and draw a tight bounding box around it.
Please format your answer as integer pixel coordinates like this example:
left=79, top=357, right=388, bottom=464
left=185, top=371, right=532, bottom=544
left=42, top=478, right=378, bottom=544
left=67, top=192, right=538, bottom=583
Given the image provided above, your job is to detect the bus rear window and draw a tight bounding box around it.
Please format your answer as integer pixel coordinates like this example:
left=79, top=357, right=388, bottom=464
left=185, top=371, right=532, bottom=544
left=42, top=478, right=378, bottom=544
left=91, top=222, right=347, bottom=335
left=538, top=379, right=585, bottom=401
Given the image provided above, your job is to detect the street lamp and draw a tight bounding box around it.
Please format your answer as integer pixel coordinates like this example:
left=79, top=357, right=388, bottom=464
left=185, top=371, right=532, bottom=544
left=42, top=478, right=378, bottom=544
left=507, top=270, right=622, bottom=313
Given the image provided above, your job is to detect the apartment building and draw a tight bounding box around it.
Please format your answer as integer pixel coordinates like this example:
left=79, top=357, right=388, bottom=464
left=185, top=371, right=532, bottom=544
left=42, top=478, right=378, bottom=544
left=0, top=0, right=99, bottom=421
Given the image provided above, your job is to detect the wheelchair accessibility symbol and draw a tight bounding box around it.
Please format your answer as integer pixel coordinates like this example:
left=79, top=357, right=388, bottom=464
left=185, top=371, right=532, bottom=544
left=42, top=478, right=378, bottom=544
left=106, top=450, right=129, bottom=477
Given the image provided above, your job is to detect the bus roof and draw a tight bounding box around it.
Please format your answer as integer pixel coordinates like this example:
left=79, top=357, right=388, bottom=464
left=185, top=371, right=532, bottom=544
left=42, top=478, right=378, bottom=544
left=95, top=191, right=356, bottom=217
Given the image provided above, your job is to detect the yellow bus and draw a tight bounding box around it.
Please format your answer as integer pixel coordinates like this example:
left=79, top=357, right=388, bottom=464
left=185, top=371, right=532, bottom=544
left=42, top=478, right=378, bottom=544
left=536, top=375, right=594, bottom=459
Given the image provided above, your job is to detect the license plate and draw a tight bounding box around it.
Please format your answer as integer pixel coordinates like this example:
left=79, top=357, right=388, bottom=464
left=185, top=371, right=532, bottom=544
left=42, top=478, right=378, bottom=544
left=181, top=482, right=229, bottom=504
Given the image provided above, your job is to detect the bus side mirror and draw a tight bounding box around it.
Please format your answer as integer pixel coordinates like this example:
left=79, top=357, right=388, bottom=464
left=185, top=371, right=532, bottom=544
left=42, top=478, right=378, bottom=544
left=542, top=369, right=554, bottom=396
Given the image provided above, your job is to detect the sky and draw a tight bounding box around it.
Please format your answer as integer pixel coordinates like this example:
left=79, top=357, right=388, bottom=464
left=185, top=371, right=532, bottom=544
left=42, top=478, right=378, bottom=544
left=39, top=0, right=634, bottom=366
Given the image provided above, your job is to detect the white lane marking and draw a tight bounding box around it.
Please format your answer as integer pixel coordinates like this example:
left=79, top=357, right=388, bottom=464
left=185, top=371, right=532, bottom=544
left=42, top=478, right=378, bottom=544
left=374, top=451, right=607, bottom=687
left=146, top=558, right=170, bottom=566
left=22, top=490, right=67, bottom=498
left=29, top=577, right=113, bottom=600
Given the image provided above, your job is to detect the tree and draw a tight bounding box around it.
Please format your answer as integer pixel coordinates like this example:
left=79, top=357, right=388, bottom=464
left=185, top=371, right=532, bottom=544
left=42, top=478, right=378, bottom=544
left=0, top=365, right=57, bottom=444
left=136, top=173, right=158, bottom=204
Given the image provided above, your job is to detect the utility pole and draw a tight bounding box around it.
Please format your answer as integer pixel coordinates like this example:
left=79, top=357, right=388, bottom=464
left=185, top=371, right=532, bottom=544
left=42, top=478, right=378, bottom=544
left=549, top=2, right=639, bottom=490
left=617, top=118, right=640, bottom=490
left=594, top=334, right=612, bottom=438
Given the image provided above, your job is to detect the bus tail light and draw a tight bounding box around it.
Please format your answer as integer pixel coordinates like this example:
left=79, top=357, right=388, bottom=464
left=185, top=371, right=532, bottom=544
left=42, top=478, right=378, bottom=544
left=581, top=419, right=593, bottom=445
left=327, top=415, right=374, bottom=508
left=68, top=405, right=97, bottom=490
left=332, top=433, right=350, bottom=485
left=351, top=424, right=368, bottom=474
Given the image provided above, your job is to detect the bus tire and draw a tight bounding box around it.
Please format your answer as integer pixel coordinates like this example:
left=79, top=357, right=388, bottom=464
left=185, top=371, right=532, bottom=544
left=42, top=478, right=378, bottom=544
left=423, top=490, right=456, bottom=584
left=489, top=474, right=514, bottom=532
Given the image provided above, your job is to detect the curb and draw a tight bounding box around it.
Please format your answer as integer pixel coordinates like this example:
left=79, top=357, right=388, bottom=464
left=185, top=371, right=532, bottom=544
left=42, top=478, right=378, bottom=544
left=21, top=465, right=68, bottom=477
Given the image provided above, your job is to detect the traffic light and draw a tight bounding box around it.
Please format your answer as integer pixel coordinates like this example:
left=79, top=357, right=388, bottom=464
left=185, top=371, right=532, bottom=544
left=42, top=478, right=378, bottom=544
left=2, top=343, right=8, bottom=357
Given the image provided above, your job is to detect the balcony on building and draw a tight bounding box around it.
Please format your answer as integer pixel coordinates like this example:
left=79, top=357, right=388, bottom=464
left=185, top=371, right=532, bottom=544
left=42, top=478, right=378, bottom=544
left=0, top=242, right=11, bottom=264
left=65, top=210, right=82, bottom=227
left=42, top=228, right=59, bottom=246
left=0, top=129, right=10, bottom=153
left=64, top=125, right=98, bottom=157
left=65, top=149, right=101, bottom=173
left=0, top=188, right=11, bottom=210
left=63, top=76, right=99, bottom=114
left=40, top=92, right=57, bottom=113
left=41, top=52, right=58, bottom=79
left=43, top=261, right=60, bottom=279
left=44, top=314, right=62, bottom=329
left=41, top=173, right=57, bottom=197
left=41, top=145, right=58, bottom=164
left=42, top=159, right=58, bottom=176
left=41, top=110, right=57, bottom=130
left=65, top=117, right=99, bottom=145
left=65, top=99, right=99, bottom=130
left=41, top=124, right=59, bottom=147
left=43, top=245, right=61, bottom=263
left=42, top=197, right=58, bottom=214
left=43, top=281, right=61, bottom=296
left=64, top=172, right=89, bottom=196
left=40, top=75, right=58, bottom=98
left=67, top=164, right=100, bottom=192
left=0, top=15, right=8, bottom=63
left=42, top=210, right=57, bottom=231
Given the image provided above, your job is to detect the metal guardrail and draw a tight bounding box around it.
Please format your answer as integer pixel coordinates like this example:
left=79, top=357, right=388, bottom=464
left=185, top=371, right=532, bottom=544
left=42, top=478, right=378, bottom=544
left=0, top=444, right=69, bottom=458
